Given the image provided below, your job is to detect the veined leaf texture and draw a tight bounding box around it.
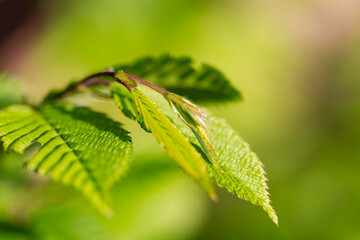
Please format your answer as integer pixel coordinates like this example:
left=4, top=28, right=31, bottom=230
left=0, top=104, right=132, bottom=215
left=0, top=55, right=277, bottom=225
left=111, top=85, right=278, bottom=225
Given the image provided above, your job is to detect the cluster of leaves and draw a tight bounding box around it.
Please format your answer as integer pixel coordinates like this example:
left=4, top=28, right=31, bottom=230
left=0, top=55, right=277, bottom=225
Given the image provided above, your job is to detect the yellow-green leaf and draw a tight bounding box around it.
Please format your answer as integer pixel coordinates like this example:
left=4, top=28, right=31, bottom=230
left=112, top=85, right=216, bottom=199
left=135, top=87, right=278, bottom=225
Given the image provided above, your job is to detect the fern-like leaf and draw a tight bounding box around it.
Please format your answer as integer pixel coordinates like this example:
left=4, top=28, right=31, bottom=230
left=115, top=85, right=278, bottom=225
left=113, top=54, right=241, bottom=103
left=111, top=85, right=216, bottom=199
left=0, top=103, right=133, bottom=215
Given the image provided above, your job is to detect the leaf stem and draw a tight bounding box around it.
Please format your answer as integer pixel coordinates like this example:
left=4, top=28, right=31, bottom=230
left=51, top=71, right=114, bottom=99
left=126, top=74, right=169, bottom=95
left=52, top=70, right=170, bottom=100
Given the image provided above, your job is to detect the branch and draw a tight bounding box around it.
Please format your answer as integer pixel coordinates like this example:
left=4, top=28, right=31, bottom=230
left=51, top=71, right=115, bottom=99
left=50, top=70, right=170, bottom=100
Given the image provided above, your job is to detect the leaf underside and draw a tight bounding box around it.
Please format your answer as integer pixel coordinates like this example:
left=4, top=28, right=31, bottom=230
left=0, top=103, right=133, bottom=215
left=113, top=54, right=242, bottom=104
left=111, top=84, right=278, bottom=225
left=112, top=85, right=216, bottom=199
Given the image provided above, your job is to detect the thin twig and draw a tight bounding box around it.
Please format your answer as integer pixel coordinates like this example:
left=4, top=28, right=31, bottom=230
left=126, top=74, right=169, bottom=95
left=50, top=71, right=115, bottom=99
left=51, top=70, right=170, bottom=100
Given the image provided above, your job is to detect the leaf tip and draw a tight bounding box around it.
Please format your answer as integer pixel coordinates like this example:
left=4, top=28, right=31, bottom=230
left=269, top=210, right=279, bottom=226
left=262, top=202, right=278, bottom=226
left=209, top=191, right=218, bottom=202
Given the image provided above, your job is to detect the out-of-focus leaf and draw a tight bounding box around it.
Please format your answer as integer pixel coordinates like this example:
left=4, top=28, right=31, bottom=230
left=0, top=74, right=22, bottom=109
left=113, top=54, right=241, bottom=104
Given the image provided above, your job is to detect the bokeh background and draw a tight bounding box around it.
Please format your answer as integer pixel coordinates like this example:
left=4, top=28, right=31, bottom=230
left=1, top=0, right=360, bottom=239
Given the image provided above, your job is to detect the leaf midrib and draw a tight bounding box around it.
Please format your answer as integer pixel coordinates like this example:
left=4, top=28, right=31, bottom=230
left=35, top=106, right=106, bottom=200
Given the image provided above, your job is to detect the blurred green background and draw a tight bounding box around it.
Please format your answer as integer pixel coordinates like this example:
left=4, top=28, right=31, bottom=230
left=1, top=0, right=360, bottom=239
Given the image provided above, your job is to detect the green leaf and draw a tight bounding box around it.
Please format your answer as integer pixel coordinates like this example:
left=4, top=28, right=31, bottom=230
left=203, top=116, right=278, bottom=225
left=164, top=93, right=223, bottom=172
left=111, top=84, right=216, bottom=199
left=0, top=74, right=23, bottom=109
left=110, top=83, right=146, bottom=130
left=0, top=103, right=133, bottom=215
left=113, top=54, right=241, bottom=104
left=128, top=86, right=278, bottom=225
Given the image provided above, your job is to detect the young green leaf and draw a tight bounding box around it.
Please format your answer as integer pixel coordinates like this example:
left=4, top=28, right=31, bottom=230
left=133, top=86, right=278, bottom=225
left=0, top=103, right=133, bottom=215
left=110, top=83, right=142, bottom=122
left=113, top=54, right=242, bottom=104
left=111, top=84, right=216, bottom=199
left=165, top=93, right=223, bottom=173
left=202, top=116, right=278, bottom=226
